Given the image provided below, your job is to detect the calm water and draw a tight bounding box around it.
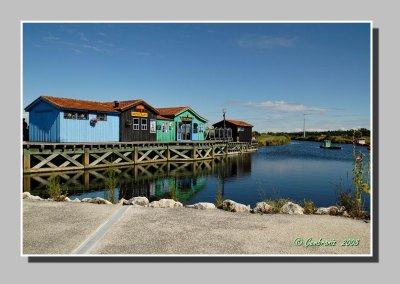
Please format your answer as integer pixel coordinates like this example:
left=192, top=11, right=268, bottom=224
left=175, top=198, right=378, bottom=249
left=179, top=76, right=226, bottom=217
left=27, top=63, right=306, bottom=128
left=24, top=141, right=371, bottom=209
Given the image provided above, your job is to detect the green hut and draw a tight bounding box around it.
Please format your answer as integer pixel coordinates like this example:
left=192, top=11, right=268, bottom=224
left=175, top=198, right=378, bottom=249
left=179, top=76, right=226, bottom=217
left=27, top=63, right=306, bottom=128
left=156, top=115, right=175, bottom=142
left=156, top=106, right=207, bottom=141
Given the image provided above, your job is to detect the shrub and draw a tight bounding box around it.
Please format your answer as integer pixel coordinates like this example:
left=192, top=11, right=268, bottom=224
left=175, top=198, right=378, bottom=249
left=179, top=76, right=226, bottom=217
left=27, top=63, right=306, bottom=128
left=215, top=176, right=223, bottom=208
left=264, top=198, right=292, bottom=213
left=104, top=168, right=117, bottom=203
left=47, top=175, right=68, bottom=201
left=302, top=199, right=316, bottom=214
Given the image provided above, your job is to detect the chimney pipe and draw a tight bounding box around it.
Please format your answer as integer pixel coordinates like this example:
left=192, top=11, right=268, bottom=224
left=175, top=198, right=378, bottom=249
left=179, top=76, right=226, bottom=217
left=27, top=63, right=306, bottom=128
left=114, top=101, right=120, bottom=108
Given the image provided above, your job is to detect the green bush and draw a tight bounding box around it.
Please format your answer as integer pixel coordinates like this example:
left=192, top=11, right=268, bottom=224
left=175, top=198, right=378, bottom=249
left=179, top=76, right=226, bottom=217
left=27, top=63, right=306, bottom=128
left=215, top=176, right=223, bottom=208
left=47, top=175, right=68, bottom=201
left=104, top=168, right=117, bottom=203
left=302, top=199, right=316, bottom=214
left=264, top=198, right=292, bottom=213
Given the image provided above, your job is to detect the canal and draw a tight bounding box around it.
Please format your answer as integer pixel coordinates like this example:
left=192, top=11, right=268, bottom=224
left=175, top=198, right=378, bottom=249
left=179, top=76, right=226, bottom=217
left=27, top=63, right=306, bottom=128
left=23, top=141, right=371, bottom=209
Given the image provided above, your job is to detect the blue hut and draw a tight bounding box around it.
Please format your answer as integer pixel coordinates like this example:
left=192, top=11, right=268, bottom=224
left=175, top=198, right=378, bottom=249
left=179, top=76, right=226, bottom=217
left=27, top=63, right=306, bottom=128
left=25, top=96, right=120, bottom=142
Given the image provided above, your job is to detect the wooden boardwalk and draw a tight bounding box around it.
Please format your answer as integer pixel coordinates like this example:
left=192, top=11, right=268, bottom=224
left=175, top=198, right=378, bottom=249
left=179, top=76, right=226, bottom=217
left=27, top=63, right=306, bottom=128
left=23, top=141, right=257, bottom=174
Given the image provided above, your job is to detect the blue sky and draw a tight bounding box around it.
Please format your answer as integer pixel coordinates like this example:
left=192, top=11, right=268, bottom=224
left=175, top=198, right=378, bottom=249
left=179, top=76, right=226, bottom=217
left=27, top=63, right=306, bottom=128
left=23, top=22, right=371, bottom=132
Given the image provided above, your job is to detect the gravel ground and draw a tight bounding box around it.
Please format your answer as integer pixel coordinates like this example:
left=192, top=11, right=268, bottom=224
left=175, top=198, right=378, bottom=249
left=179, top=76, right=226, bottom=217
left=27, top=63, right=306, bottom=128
left=23, top=200, right=118, bottom=254
left=23, top=200, right=371, bottom=255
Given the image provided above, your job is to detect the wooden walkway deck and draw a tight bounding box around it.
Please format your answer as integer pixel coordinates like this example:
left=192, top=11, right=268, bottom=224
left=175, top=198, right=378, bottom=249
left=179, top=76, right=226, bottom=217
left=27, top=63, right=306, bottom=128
left=23, top=141, right=257, bottom=174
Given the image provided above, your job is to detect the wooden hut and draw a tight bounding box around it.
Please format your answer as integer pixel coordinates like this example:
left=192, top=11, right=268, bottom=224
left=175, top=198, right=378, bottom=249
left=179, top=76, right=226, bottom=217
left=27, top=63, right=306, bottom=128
left=104, top=100, right=159, bottom=142
left=212, top=119, right=253, bottom=143
left=156, top=115, right=175, bottom=142
left=24, top=96, right=119, bottom=142
left=156, top=107, right=208, bottom=141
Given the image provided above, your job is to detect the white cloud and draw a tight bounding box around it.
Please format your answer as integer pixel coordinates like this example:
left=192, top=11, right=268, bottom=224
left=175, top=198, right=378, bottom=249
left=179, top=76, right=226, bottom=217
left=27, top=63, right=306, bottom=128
left=237, top=35, right=298, bottom=49
left=71, top=48, right=81, bottom=54
left=243, top=101, right=328, bottom=113
left=43, top=35, right=60, bottom=41
left=79, top=32, right=89, bottom=42
left=82, top=44, right=103, bottom=52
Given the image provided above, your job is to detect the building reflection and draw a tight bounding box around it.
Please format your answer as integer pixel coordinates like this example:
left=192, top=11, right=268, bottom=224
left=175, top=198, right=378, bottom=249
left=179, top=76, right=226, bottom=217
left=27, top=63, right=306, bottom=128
left=24, top=154, right=253, bottom=203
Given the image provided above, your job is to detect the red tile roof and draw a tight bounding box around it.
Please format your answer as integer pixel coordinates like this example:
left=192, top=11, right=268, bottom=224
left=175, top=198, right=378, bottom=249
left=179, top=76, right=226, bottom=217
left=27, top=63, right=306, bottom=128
left=156, top=115, right=173, bottom=121
left=156, top=107, right=189, bottom=116
left=38, top=96, right=119, bottom=113
left=225, top=120, right=253, bottom=127
left=103, top=100, right=142, bottom=110
left=104, top=99, right=160, bottom=114
left=156, top=106, right=208, bottom=122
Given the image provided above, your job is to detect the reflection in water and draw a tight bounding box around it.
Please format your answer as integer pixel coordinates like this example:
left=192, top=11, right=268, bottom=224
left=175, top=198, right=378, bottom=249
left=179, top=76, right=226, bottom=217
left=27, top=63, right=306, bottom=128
left=23, top=141, right=371, bottom=208
left=24, top=155, right=252, bottom=204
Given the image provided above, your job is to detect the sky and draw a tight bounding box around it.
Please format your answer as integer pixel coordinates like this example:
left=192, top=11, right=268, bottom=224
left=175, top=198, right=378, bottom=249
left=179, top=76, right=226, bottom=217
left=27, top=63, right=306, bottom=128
left=23, top=22, right=371, bottom=132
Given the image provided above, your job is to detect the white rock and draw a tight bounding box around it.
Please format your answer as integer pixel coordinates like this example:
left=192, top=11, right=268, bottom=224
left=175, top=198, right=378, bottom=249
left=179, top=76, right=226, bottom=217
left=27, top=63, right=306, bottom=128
left=125, top=196, right=149, bottom=206
left=316, top=206, right=341, bottom=215
left=71, top=198, right=81, bottom=203
left=315, top=207, right=330, bottom=215
left=280, top=202, right=304, bottom=215
left=342, top=211, right=351, bottom=217
left=22, top=192, right=31, bottom=199
left=149, top=199, right=183, bottom=208
left=23, top=192, right=43, bottom=201
left=82, top=197, right=112, bottom=205
left=64, top=197, right=71, bottom=202
left=94, top=197, right=112, bottom=205
left=187, top=202, right=216, bottom=210
left=253, top=202, right=274, bottom=214
left=222, top=199, right=251, bottom=213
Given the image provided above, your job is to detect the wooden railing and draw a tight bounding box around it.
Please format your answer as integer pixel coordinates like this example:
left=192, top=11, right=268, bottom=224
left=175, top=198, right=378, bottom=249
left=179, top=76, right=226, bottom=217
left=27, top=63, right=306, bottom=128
left=23, top=141, right=257, bottom=173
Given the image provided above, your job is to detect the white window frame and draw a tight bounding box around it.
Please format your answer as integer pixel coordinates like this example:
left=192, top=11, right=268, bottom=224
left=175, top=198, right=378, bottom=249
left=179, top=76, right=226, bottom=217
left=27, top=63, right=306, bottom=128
left=133, top=118, right=139, bottom=130
left=141, top=118, right=147, bottom=130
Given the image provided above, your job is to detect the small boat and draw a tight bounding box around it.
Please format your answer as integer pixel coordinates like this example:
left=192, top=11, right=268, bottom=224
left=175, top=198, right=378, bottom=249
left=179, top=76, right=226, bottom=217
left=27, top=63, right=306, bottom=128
left=320, top=140, right=342, bottom=150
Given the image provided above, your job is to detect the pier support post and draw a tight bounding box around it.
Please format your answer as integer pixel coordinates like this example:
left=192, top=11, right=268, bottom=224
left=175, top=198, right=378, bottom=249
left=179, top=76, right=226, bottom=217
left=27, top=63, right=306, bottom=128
left=133, top=146, right=138, bottom=164
left=192, top=144, right=197, bottom=160
left=84, top=171, right=89, bottom=189
left=166, top=144, right=170, bottom=162
left=23, top=149, right=31, bottom=172
left=84, top=148, right=90, bottom=169
left=211, top=144, right=215, bottom=158
left=23, top=175, right=31, bottom=192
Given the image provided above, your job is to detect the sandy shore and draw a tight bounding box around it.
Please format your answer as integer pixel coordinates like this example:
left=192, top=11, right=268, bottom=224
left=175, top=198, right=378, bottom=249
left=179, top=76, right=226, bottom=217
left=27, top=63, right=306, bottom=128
left=23, top=200, right=371, bottom=255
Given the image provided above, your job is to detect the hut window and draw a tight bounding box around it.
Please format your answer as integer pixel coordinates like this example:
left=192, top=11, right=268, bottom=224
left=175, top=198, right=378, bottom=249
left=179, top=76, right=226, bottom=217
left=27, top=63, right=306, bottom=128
left=133, top=118, right=139, bottom=130
left=150, top=119, right=156, bottom=133
left=64, top=111, right=88, bottom=120
left=96, top=113, right=107, bottom=121
left=77, top=112, right=88, bottom=120
left=238, top=127, right=244, bottom=132
left=193, top=123, right=198, bottom=134
left=141, top=119, right=147, bottom=130
left=64, top=111, right=75, bottom=119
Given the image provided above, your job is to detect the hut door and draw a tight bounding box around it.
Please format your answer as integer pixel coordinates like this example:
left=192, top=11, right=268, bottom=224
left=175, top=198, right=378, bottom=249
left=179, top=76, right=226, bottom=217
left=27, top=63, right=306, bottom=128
left=176, top=122, right=183, bottom=141
left=192, top=123, right=198, bottom=141
left=183, top=122, right=191, bottom=140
